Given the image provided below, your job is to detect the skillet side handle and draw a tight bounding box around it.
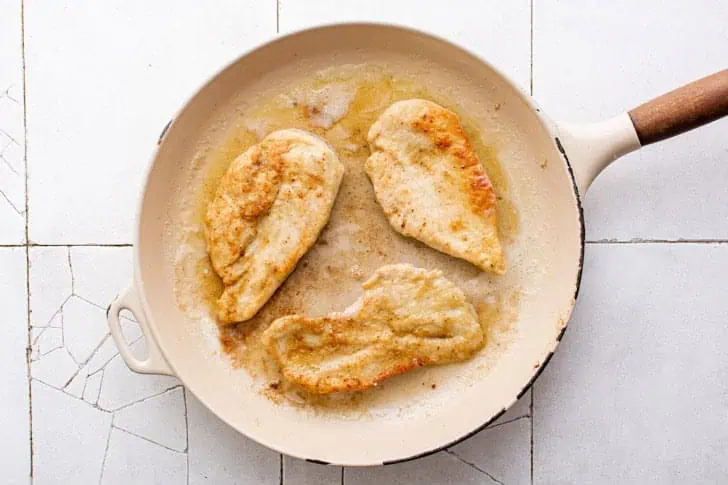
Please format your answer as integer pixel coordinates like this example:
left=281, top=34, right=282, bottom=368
left=628, top=69, right=728, bottom=146
left=107, top=285, right=174, bottom=376
left=557, top=113, right=641, bottom=194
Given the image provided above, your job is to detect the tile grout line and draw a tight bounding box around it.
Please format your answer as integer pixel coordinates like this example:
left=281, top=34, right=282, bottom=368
left=484, top=414, right=529, bottom=430
left=5, top=4, right=722, bottom=482
left=530, top=392, right=534, bottom=485
left=110, top=384, right=183, bottom=413
left=112, top=425, right=186, bottom=454
left=586, top=239, right=728, bottom=245
left=98, top=423, right=113, bottom=485
left=529, top=2, right=534, bottom=483
left=279, top=454, right=283, bottom=485
left=20, top=0, right=34, bottom=480
left=183, top=388, right=190, bottom=485
left=444, top=449, right=504, bottom=485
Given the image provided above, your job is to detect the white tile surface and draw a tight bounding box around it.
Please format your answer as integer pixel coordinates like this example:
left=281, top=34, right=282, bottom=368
left=25, top=0, right=275, bottom=244
left=0, top=248, right=30, bottom=484
left=30, top=246, right=186, bottom=483
left=32, top=380, right=112, bottom=485
left=495, top=388, right=531, bottom=424
left=5, top=2, right=728, bottom=484
left=534, top=0, right=728, bottom=241
left=28, top=246, right=72, bottom=328
left=0, top=0, right=26, bottom=243
left=346, top=451, right=499, bottom=485
left=31, top=347, right=78, bottom=389
left=113, top=387, right=187, bottom=452
left=70, top=246, right=134, bottom=307
left=101, top=427, right=187, bottom=485
left=450, top=417, right=531, bottom=485
left=284, top=457, right=341, bottom=485
left=279, top=0, right=531, bottom=89
left=63, top=295, right=110, bottom=363
left=97, top=340, right=179, bottom=412
left=187, top=392, right=280, bottom=485
left=534, top=243, right=728, bottom=483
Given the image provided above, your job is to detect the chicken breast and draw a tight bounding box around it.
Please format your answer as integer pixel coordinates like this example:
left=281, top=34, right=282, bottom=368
left=262, top=264, right=484, bottom=394
left=205, top=129, right=344, bottom=324
left=366, top=99, right=505, bottom=274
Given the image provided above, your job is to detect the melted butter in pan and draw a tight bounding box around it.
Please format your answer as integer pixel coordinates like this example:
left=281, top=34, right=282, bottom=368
left=190, top=65, right=520, bottom=410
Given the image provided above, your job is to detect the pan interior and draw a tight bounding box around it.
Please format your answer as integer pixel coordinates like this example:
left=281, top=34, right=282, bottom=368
left=137, top=25, right=582, bottom=465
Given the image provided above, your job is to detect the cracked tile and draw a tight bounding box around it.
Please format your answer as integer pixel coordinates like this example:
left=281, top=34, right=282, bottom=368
left=492, top=388, right=530, bottom=425
left=82, top=371, right=103, bottom=405
left=120, top=318, right=143, bottom=345
left=65, top=335, right=118, bottom=404
left=100, top=427, right=186, bottom=485
left=66, top=335, right=118, bottom=400
left=31, top=326, right=63, bottom=360
left=63, top=295, right=110, bottom=364
left=25, top=0, right=276, bottom=243
left=0, top=138, right=25, bottom=221
left=45, top=310, right=63, bottom=329
left=283, top=457, right=341, bottom=485
left=534, top=244, right=728, bottom=483
left=113, top=387, right=187, bottom=452
left=29, top=247, right=72, bottom=328
left=86, top=335, right=125, bottom=375
left=97, top=339, right=179, bottom=412
left=0, top=248, right=30, bottom=483
left=187, top=392, right=280, bottom=485
left=0, top=0, right=25, bottom=243
left=30, top=245, right=188, bottom=483
left=31, top=348, right=79, bottom=389
left=346, top=451, right=499, bottom=485
left=32, top=380, right=112, bottom=485
left=64, top=368, right=87, bottom=399
left=449, top=417, right=531, bottom=485
left=69, top=246, right=133, bottom=308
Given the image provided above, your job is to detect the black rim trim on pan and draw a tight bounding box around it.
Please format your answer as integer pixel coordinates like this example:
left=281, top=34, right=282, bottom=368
left=369, top=136, right=587, bottom=467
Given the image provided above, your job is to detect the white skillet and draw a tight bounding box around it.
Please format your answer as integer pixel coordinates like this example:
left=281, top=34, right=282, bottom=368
left=106, top=24, right=728, bottom=466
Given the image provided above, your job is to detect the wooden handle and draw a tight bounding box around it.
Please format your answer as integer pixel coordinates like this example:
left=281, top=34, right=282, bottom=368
left=628, top=69, right=728, bottom=146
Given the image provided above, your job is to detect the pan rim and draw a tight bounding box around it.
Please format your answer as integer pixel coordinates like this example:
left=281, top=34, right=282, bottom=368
left=132, top=21, right=586, bottom=466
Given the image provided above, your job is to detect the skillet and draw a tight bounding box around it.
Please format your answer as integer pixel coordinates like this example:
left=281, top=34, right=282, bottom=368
left=107, top=24, right=728, bottom=465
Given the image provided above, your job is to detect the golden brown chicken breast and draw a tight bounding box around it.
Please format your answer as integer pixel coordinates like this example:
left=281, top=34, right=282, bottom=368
left=262, top=264, right=484, bottom=394
left=205, top=129, right=344, bottom=324
left=366, top=99, right=504, bottom=274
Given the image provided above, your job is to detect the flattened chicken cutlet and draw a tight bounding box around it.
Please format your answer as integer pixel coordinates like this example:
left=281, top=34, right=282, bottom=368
left=366, top=99, right=505, bottom=274
left=262, top=264, right=484, bottom=394
left=205, top=129, right=344, bottom=324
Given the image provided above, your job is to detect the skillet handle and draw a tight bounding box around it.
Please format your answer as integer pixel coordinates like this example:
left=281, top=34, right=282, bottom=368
left=556, top=114, right=641, bottom=194
left=107, top=284, right=174, bottom=376
left=628, top=69, right=728, bottom=146
left=558, top=69, right=728, bottom=194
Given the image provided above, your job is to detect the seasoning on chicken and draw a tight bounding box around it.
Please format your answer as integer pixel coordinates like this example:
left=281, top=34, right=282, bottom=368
left=262, top=264, right=484, bottom=394
left=205, top=129, right=344, bottom=324
left=366, top=99, right=504, bottom=274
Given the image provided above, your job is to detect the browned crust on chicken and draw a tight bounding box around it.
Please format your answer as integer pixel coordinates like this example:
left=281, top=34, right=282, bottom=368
left=262, top=264, right=484, bottom=394
left=205, top=129, right=344, bottom=324
left=366, top=99, right=504, bottom=274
